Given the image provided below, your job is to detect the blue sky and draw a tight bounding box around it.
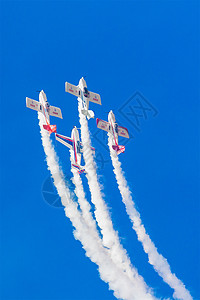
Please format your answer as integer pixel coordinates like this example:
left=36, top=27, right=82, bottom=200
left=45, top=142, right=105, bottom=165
left=0, top=1, right=199, bottom=299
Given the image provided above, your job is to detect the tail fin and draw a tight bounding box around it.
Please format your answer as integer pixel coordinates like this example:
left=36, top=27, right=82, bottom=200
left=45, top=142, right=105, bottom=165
left=81, top=109, right=94, bottom=120
left=72, top=163, right=85, bottom=174
left=112, top=145, right=125, bottom=155
left=43, top=124, right=57, bottom=134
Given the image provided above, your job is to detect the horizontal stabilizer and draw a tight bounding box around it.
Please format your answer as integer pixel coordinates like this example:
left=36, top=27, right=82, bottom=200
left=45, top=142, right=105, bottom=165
left=72, top=163, right=85, bottom=174
left=43, top=124, right=57, bottom=134
left=81, top=109, right=94, bottom=120
left=112, top=145, right=125, bottom=155
left=91, top=146, right=95, bottom=153
left=87, top=110, right=94, bottom=120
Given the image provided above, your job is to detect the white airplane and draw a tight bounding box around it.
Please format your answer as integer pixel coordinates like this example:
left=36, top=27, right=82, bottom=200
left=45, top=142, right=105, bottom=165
left=65, top=77, right=101, bottom=120
left=96, top=110, right=129, bottom=155
left=26, top=90, right=63, bottom=134
left=55, top=126, right=95, bottom=174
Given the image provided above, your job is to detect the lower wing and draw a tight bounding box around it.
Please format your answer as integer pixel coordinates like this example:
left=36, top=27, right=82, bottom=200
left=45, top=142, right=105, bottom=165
left=55, top=133, right=73, bottom=150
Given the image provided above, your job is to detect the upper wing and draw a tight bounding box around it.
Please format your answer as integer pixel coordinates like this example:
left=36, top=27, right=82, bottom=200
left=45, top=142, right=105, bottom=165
left=118, top=126, right=129, bottom=139
left=65, top=82, right=81, bottom=97
left=55, top=133, right=73, bottom=150
left=26, top=97, right=42, bottom=112
left=49, top=106, right=63, bottom=119
left=89, top=91, right=101, bottom=105
left=96, top=118, right=110, bottom=132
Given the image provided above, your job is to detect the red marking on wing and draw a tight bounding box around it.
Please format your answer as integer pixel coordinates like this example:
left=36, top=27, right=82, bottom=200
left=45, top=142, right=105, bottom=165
left=56, top=134, right=72, bottom=142
left=119, top=126, right=129, bottom=134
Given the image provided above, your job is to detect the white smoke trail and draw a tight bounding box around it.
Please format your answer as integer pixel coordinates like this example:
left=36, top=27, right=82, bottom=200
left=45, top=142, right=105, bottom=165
left=108, top=133, right=192, bottom=300
left=70, top=146, right=157, bottom=299
left=38, top=110, right=156, bottom=300
left=78, top=102, right=156, bottom=299
left=69, top=150, right=101, bottom=241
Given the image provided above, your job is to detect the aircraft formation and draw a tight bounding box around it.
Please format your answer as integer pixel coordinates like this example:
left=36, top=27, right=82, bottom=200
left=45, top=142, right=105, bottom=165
left=26, top=77, right=129, bottom=174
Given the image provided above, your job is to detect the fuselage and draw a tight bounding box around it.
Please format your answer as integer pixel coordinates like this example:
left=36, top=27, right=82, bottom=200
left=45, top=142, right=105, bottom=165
left=71, top=126, right=81, bottom=166
left=39, top=90, right=50, bottom=125
left=108, top=110, right=119, bottom=146
left=78, top=77, right=89, bottom=111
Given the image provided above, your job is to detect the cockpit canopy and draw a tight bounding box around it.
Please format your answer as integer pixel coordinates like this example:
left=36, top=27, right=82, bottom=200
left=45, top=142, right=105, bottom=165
left=77, top=140, right=82, bottom=153
left=115, top=124, right=118, bottom=133
left=46, top=102, right=50, bottom=112
left=83, top=87, right=90, bottom=98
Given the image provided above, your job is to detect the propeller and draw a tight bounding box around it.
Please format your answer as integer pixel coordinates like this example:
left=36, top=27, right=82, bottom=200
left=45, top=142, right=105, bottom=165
left=73, top=126, right=81, bottom=130
left=104, top=109, right=115, bottom=113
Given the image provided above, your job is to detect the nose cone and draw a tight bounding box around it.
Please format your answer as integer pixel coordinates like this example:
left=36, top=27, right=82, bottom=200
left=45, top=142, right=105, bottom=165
left=108, top=110, right=113, bottom=118
left=72, top=126, right=79, bottom=141
left=108, top=110, right=115, bottom=122
left=72, top=126, right=78, bottom=135
left=79, top=77, right=87, bottom=89
left=71, top=127, right=75, bottom=139
left=39, top=90, right=47, bottom=102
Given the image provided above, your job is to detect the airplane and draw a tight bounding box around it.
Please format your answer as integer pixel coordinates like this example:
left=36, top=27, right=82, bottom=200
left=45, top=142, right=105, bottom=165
left=26, top=90, right=63, bottom=134
left=96, top=110, right=129, bottom=155
left=55, top=126, right=95, bottom=174
left=65, top=77, right=101, bottom=120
